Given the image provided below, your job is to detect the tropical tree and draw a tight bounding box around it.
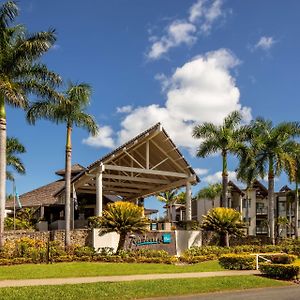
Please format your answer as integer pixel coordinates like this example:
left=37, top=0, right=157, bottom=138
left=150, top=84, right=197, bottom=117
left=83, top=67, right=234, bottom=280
left=247, top=118, right=300, bottom=244
left=197, top=183, right=222, bottom=213
left=0, top=1, right=61, bottom=247
left=27, top=83, right=98, bottom=246
left=98, top=202, right=149, bottom=253
left=6, top=137, right=26, bottom=181
left=193, top=111, right=248, bottom=207
left=156, top=189, right=178, bottom=222
left=201, top=207, right=245, bottom=247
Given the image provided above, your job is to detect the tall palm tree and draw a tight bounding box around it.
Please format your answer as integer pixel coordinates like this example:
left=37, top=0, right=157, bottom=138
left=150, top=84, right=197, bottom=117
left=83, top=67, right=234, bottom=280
left=27, top=83, right=98, bottom=246
left=0, top=1, right=61, bottom=247
left=6, top=137, right=26, bottom=181
left=156, top=189, right=178, bottom=222
left=193, top=111, right=248, bottom=207
left=248, top=118, right=300, bottom=244
left=286, top=144, right=300, bottom=239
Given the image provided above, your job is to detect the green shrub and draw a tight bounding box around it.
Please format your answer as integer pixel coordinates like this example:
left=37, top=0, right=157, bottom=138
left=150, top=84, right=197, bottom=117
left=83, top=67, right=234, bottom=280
left=259, top=263, right=299, bottom=280
left=262, top=254, right=297, bottom=265
left=74, top=246, right=95, bottom=257
left=88, top=216, right=102, bottom=228
left=180, top=254, right=217, bottom=264
left=97, top=247, right=114, bottom=256
left=219, top=254, right=255, bottom=270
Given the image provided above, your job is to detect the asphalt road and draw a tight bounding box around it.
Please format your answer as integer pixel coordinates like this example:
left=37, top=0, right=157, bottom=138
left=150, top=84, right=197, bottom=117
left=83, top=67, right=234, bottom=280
left=154, top=286, right=300, bottom=300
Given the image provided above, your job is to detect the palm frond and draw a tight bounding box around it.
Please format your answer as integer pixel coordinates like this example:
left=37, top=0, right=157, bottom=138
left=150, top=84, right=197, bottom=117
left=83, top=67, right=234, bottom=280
left=73, top=112, right=99, bottom=136
left=0, top=1, right=18, bottom=29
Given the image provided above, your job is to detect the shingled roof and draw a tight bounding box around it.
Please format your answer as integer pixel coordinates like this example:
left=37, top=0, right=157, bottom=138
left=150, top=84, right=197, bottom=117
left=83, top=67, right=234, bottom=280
left=5, top=179, right=65, bottom=209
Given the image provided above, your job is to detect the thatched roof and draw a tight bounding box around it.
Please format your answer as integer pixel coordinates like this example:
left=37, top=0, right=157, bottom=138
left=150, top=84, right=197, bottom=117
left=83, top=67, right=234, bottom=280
left=55, top=164, right=85, bottom=177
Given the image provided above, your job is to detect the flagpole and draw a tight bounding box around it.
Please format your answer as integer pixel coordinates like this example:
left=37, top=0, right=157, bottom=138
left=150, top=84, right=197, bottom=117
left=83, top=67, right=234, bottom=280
left=13, top=179, right=16, bottom=232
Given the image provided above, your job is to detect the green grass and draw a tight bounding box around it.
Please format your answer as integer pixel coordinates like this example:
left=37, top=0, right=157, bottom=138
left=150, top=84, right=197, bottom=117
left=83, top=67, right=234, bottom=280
left=0, top=276, right=289, bottom=300
left=0, top=261, right=222, bottom=280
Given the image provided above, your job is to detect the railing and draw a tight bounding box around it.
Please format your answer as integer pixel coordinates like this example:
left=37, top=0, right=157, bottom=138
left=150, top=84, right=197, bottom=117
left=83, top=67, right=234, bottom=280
left=256, top=226, right=268, bottom=234
left=256, top=207, right=268, bottom=215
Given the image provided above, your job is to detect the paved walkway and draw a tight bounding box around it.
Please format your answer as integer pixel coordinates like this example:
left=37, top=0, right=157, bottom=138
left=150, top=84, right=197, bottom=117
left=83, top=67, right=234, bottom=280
left=0, top=270, right=259, bottom=288
left=153, top=285, right=300, bottom=300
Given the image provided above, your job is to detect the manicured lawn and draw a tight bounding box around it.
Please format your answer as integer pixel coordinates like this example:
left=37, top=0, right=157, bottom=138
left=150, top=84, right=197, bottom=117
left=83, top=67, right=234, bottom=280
left=0, top=276, right=289, bottom=300
left=0, top=261, right=223, bottom=280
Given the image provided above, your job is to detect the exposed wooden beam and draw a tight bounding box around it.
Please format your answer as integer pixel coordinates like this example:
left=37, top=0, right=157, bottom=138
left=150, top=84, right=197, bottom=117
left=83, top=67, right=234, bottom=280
left=104, top=164, right=188, bottom=178
left=103, top=187, right=143, bottom=193
left=124, top=150, right=145, bottom=169
left=102, top=174, right=170, bottom=184
left=151, top=157, right=168, bottom=170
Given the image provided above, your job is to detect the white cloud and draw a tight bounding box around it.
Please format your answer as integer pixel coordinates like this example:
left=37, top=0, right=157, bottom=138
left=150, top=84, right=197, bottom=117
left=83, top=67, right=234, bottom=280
left=254, top=36, right=276, bottom=51
left=116, top=105, right=133, bottom=114
left=194, top=168, right=210, bottom=176
left=147, top=21, right=196, bottom=60
left=88, top=49, right=251, bottom=153
left=147, top=0, right=224, bottom=60
left=189, top=0, right=223, bottom=33
left=82, top=126, right=115, bottom=149
left=203, top=170, right=237, bottom=183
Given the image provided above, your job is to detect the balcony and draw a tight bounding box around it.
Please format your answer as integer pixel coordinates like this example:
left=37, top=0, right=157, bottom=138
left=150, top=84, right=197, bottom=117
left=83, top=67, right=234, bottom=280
left=256, top=226, right=268, bottom=235
left=256, top=207, right=268, bottom=215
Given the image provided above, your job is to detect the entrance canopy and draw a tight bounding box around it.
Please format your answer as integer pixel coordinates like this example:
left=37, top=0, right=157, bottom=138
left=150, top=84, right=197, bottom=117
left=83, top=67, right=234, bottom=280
left=55, top=123, right=199, bottom=219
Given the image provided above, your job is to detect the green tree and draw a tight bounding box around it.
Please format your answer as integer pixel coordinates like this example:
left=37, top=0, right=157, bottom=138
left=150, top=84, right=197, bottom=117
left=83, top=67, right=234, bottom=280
left=27, top=83, right=98, bottom=246
left=0, top=1, right=61, bottom=246
left=98, top=202, right=149, bottom=253
left=201, top=207, right=245, bottom=247
left=247, top=118, right=300, bottom=244
left=6, top=137, right=26, bottom=181
left=193, top=111, right=248, bottom=207
left=156, top=189, right=178, bottom=222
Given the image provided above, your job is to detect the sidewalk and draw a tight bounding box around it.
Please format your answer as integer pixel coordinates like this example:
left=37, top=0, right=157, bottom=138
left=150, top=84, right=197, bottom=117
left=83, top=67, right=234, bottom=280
left=0, top=270, right=259, bottom=288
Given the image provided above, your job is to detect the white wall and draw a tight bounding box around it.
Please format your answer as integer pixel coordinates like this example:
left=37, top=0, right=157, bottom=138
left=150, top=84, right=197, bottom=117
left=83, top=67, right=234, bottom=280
left=175, top=230, right=202, bottom=256
left=92, top=229, right=120, bottom=252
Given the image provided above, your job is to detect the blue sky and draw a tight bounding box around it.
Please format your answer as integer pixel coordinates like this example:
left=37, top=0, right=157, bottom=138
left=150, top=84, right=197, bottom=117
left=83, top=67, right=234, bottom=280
left=7, top=0, right=300, bottom=213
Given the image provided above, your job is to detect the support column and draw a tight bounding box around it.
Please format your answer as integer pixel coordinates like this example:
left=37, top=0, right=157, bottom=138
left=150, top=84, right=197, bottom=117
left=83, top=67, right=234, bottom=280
left=239, top=195, right=243, bottom=221
left=95, top=172, right=103, bottom=216
left=185, top=181, right=192, bottom=221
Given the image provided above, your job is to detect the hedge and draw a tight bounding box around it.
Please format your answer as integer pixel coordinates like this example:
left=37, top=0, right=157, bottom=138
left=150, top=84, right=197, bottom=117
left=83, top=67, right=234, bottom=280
left=218, top=254, right=256, bottom=270
left=259, top=263, right=300, bottom=280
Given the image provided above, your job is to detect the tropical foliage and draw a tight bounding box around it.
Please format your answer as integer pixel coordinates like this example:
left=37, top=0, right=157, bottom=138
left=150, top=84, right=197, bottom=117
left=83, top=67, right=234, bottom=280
left=97, top=202, right=149, bottom=253
left=201, top=207, right=245, bottom=247
left=0, top=0, right=61, bottom=246
left=6, top=137, right=26, bottom=181
left=27, top=83, right=98, bottom=246
left=193, top=111, right=248, bottom=207
left=156, top=189, right=179, bottom=222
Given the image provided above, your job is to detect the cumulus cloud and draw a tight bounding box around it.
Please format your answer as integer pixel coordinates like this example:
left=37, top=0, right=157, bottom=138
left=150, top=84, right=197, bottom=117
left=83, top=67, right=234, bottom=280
left=82, top=126, right=115, bottom=149
left=254, top=36, right=276, bottom=51
left=85, top=49, right=252, bottom=153
left=147, top=0, right=224, bottom=60
left=116, top=105, right=133, bottom=113
left=194, top=168, right=210, bottom=176
left=203, top=170, right=237, bottom=183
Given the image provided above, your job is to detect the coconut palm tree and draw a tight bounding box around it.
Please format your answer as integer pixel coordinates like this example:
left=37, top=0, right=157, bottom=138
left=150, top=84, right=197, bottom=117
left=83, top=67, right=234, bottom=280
left=98, top=202, right=149, bottom=253
left=193, top=111, right=248, bottom=207
left=156, top=189, right=178, bottom=222
left=201, top=207, right=245, bottom=247
left=0, top=1, right=61, bottom=247
left=197, top=183, right=222, bottom=213
left=248, top=118, right=300, bottom=244
left=6, top=137, right=26, bottom=181
left=27, top=83, right=98, bottom=246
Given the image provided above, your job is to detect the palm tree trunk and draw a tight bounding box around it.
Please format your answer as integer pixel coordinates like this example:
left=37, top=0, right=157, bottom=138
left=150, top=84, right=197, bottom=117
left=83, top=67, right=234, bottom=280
left=0, top=97, right=6, bottom=248
left=222, top=150, right=228, bottom=208
left=295, top=181, right=299, bottom=240
left=268, top=159, right=275, bottom=245
left=117, top=233, right=126, bottom=253
left=289, top=203, right=292, bottom=238
left=64, top=125, right=72, bottom=247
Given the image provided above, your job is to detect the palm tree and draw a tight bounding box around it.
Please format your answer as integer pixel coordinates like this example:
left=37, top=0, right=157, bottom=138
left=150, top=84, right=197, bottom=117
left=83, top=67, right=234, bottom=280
left=193, top=111, right=248, bottom=207
left=197, top=183, right=222, bottom=213
left=248, top=118, right=300, bottom=244
left=0, top=1, right=61, bottom=247
left=27, top=83, right=98, bottom=246
left=201, top=207, right=245, bottom=247
left=6, top=137, right=26, bottom=181
left=156, top=189, right=178, bottom=222
left=98, top=202, right=149, bottom=253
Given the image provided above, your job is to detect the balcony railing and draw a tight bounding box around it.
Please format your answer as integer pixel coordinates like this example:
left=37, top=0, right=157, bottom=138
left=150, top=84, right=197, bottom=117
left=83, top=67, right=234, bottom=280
left=256, top=207, right=268, bottom=215
left=256, top=226, right=268, bottom=235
